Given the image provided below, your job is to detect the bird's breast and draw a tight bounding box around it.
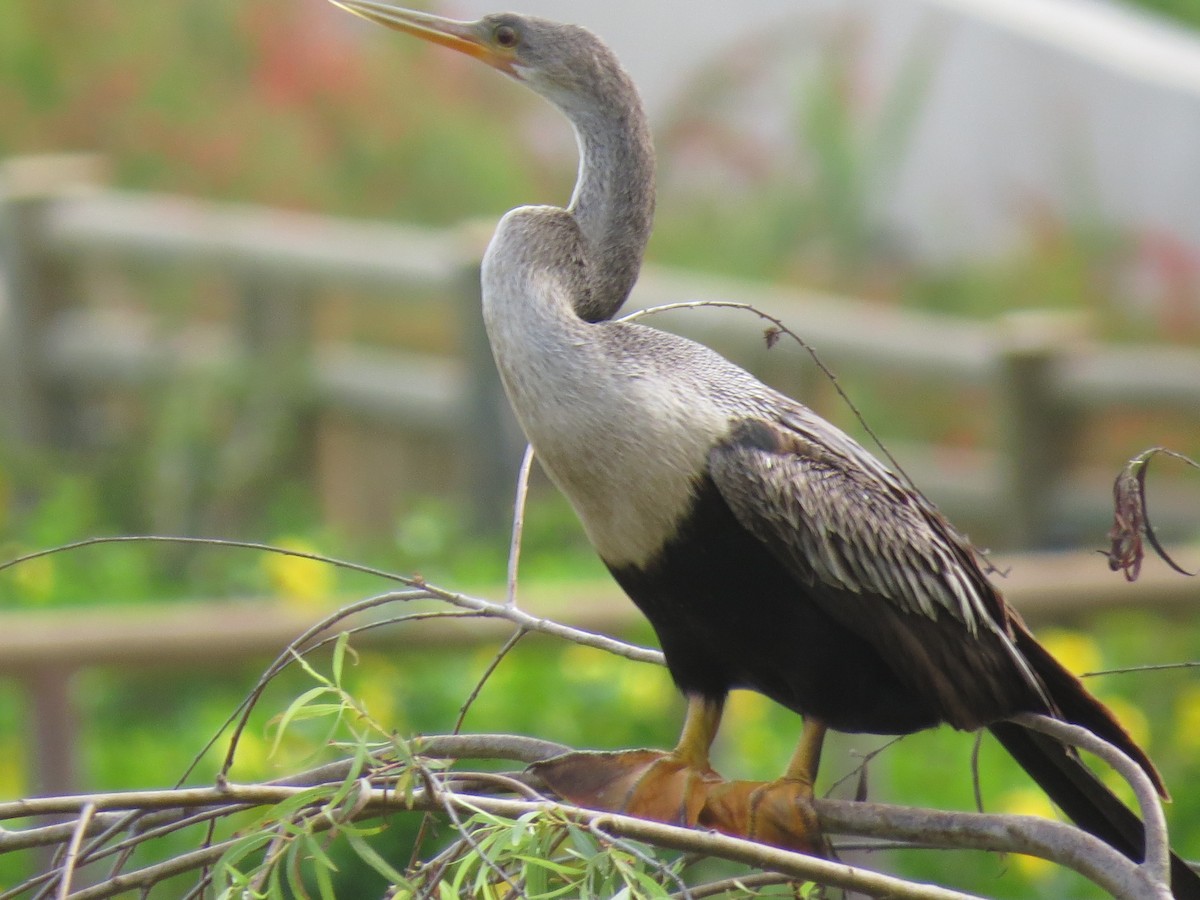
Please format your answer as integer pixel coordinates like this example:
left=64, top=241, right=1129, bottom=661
left=496, top=354, right=730, bottom=569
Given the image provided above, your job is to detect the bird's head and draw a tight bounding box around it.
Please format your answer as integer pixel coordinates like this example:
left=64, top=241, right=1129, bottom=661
left=329, top=2, right=624, bottom=118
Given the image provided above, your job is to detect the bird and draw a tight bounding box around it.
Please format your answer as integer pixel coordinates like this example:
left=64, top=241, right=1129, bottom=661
left=329, top=1, right=1200, bottom=893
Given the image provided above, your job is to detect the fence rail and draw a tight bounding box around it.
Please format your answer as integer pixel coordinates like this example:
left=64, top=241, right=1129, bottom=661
left=3, top=155, right=1199, bottom=549
left=3, top=547, right=1199, bottom=800
left=1, top=153, right=1199, bottom=815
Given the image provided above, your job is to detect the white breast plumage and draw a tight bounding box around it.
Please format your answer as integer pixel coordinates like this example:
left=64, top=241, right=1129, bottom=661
left=494, top=326, right=729, bottom=569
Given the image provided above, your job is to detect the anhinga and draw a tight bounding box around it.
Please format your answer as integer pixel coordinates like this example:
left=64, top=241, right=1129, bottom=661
left=329, top=2, right=1199, bottom=893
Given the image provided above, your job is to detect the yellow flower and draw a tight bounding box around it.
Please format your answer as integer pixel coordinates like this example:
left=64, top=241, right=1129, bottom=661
left=997, top=786, right=1058, bottom=878
left=263, top=538, right=334, bottom=610
left=1039, top=629, right=1102, bottom=676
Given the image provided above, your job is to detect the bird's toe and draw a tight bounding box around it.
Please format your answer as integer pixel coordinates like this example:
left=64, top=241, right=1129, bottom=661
left=530, top=749, right=724, bottom=826
left=699, top=777, right=824, bottom=854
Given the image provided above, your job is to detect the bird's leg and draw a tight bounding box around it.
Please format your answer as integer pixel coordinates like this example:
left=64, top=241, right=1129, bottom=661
left=699, top=717, right=827, bottom=853
left=529, top=694, right=726, bottom=825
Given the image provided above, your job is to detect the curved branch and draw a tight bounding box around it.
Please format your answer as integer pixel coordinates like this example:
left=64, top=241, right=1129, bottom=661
left=1012, top=713, right=1171, bottom=895
left=813, top=795, right=1163, bottom=900
left=416, top=580, right=664, bottom=666
left=2, top=731, right=1169, bottom=900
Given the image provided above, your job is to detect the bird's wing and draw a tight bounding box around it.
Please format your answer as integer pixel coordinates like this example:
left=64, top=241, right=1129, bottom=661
left=708, top=413, right=1050, bottom=722
left=709, top=414, right=999, bottom=631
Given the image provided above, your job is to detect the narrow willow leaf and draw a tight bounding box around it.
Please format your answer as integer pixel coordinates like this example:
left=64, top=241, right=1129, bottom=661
left=288, top=646, right=333, bottom=686
left=346, top=829, right=407, bottom=884
left=331, top=631, right=351, bottom=685
left=270, top=686, right=334, bottom=757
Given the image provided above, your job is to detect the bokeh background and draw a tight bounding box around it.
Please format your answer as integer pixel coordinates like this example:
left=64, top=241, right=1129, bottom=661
left=1, top=0, right=1199, bottom=895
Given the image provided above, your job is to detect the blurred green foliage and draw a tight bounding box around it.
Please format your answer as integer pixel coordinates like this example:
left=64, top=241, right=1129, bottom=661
left=0, top=1, right=554, bottom=220
left=1132, top=0, right=1200, bottom=29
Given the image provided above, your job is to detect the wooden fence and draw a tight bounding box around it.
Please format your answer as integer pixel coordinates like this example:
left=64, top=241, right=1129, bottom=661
left=1, top=154, right=1199, bottom=810
left=3, top=154, right=1200, bottom=548
left=3, top=549, right=1199, bottom=803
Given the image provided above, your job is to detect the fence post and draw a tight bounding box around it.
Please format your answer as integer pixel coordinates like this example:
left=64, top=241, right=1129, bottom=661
left=456, top=223, right=526, bottom=536
left=994, top=312, right=1085, bottom=549
left=21, top=666, right=80, bottom=798
left=0, top=155, right=105, bottom=452
left=212, top=275, right=315, bottom=533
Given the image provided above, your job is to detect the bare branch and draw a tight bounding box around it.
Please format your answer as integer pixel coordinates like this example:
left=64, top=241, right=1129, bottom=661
left=668, top=872, right=796, bottom=899
left=1013, top=713, right=1171, bottom=898
left=415, top=580, right=663, bottom=666
left=54, top=802, right=94, bottom=900
left=2, top=730, right=1171, bottom=900
left=506, top=444, right=537, bottom=608
left=455, top=632, right=530, bottom=733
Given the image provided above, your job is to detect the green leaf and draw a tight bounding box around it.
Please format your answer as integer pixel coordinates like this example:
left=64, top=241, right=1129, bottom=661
left=513, top=854, right=576, bottom=876
left=331, top=631, right=350, bottom=685
left=270, top=686, right=335, bottom=757
left=301, top=831, right=339, bottom=873
left=288, top=646, right=333, bottom=686
left=310, top=845, right=338, bottom=900
left=216, top=830, right=276, bottom=881
left=345, top=829, right=407, bottom=884
left=566, top=824, right=595, bottom=859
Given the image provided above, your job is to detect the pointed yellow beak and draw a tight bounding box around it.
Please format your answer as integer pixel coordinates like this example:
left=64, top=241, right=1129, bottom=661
left=329, top=0, right=517, bottom=76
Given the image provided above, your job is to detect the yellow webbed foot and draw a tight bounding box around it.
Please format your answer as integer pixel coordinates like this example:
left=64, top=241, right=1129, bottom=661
left=530, top=748, right=724, bottom=825
left=699, top=776, right=823, bottom=853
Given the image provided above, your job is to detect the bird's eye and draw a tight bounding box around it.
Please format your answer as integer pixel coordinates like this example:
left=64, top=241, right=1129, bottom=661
left=494, top=24, right=519, bottom=48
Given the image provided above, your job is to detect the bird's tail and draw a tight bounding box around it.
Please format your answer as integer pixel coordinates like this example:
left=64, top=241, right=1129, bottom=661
left=988, top=621, right=1200, bottom=898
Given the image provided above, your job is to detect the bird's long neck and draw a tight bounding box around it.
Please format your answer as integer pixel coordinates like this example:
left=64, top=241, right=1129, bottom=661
left=563, top=80, right=655, bottom=322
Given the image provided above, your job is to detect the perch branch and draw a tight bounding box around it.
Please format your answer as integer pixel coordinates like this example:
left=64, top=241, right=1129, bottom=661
left=2, top=728, right=1171, bottom=900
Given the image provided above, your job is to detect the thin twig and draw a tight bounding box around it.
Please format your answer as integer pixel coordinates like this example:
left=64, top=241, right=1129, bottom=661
left=668, top=871, right=796, bottom=899
left=0, top=535, right=415, bottom=583
left=440, top=770, right=547, bottom=802
left=585, top=818, right=694, bottom=899
left=970, top=731, right=985, bottom=814
left=506, top=444, right=537, bottom=608
left=1083, top=660, right=1200, bottom=678
left=428, top=772, right=529, bottom=900
left=415, top=580, right=663, bottom=666
left=55, top=802, right=95, bottom=900
left=823, top=734, right=903, bottom=797
left=212, top=589, right=433, bottom=780
left=619, top=299, right=914, bottom=489
left=453, top=627, right=528, bottom=734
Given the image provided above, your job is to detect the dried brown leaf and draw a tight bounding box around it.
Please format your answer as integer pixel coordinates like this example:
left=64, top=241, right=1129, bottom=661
left=1105, top=447, right=1200, bottom=581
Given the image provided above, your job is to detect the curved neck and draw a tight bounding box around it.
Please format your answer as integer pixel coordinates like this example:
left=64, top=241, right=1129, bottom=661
left=564, top=83, right=655, bottom=322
